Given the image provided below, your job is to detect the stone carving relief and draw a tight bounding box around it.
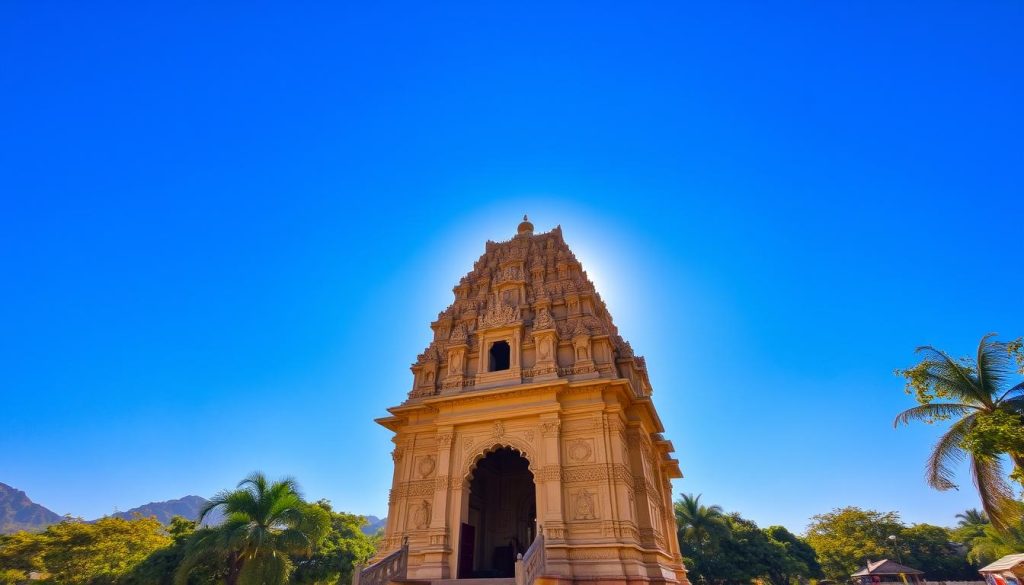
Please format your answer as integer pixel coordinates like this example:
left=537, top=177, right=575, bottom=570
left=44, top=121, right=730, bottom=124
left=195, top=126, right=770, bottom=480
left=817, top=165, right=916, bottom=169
left=461, top=437, right=533, bottom=478
left=561, top=463, right=633, bottom=485
left=448, top=352, right=462, bottom=376
left=417, top=455, right=436, bottom=478
left=567, top=439, right=594, bottom=463
left=534, top=306, right=554, bottom=330
left=574, top=489, right=598, bottom=520
left=537, top=337, right=554, bottom=361
left=450, top=323, right=467, bottom=342
left=392, top=480, right=435, bottom=499
left=493, top=420, right=505, bottom=438
left=479, top=301, right=520, bottom=329
left=540, top=420, right=561, bottom=438
left=410, top=499, right=432, bottom=530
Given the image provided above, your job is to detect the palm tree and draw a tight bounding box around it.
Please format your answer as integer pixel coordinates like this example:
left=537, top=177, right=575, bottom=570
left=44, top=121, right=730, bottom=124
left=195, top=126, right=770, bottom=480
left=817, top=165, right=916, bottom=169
left=175, top=472, right=328, bottom=585
left=956, top=508, right=988, bottom=528
left=894, top=333, right=1024, bottom=531
left=675, top=493, right=731, bottom=560
left=967, top=519, right=1024, bottom=565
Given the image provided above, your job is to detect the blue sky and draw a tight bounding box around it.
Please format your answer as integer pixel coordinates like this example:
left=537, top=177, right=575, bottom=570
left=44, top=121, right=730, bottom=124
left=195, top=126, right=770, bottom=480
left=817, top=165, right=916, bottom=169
left=1, top=1, right=1022, bottom=532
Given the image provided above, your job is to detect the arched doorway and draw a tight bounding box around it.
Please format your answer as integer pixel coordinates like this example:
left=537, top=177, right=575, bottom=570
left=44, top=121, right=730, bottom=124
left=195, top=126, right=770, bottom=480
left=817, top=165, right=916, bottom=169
left=458, top=448, right=536, bottom=579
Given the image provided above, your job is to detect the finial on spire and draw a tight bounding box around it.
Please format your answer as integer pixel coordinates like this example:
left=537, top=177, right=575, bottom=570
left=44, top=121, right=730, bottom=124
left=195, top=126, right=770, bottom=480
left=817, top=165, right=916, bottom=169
left=517, top=214, right=534, bottom=236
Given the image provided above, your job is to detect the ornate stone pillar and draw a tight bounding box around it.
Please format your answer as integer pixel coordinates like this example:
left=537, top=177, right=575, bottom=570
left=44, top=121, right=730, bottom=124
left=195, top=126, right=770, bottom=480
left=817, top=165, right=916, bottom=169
left=443, top=327, right=469, bottom=394
left=538, top=415, right=569, bottom=576
left=420, top=428, right=454, bottom=578
left=626, top=426, right=658, bottom=548
left=531, top=304, right=559, bottom=381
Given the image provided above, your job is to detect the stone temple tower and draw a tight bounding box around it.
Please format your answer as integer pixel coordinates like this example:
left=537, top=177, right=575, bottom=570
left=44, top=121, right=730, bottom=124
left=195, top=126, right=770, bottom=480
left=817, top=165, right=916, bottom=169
left=366, top=218, right=687, bottom=585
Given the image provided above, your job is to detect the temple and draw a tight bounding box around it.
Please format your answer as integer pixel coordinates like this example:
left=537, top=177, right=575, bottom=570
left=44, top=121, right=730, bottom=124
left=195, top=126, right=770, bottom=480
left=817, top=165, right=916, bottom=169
left=360, top=217, right=688, bottom=585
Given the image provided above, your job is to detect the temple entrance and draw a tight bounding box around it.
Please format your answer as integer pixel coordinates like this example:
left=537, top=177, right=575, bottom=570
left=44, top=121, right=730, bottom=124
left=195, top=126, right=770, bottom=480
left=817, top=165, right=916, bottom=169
left=458, top=448, right=536, bottom=579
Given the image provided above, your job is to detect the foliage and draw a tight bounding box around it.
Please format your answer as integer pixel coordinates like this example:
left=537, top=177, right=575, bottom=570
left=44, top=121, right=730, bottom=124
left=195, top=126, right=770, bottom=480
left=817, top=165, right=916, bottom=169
left=0, top=475, right=376, bottom=585
left=675, top=494, right=731, bottom=560
left=290, top=500, right=377, bottom=585
left=894, top=334, right=1024, bottom=530
left=956, top=508, right=988, bottom=528
left=899, top=523, right=974, bottom=580
left=805, top=507, right=903, bottom=581
left=965, top=521, right=1024, bottom=565
left=0, top=529, right=46, bottom=577
left=0, top=516, right=171, bottom=585
left=121, top=517, right=224, bottom=585
left=951, top=508, right=990, bottom=548
left=805, top=507, right=978, bottom=581
left=44, top=516, right=171, bottom=585
left=763, top=526, right=822, bottom=585
left=174, top=472, right=330, bottom=585
left=675, top=496, right=820, bottom=585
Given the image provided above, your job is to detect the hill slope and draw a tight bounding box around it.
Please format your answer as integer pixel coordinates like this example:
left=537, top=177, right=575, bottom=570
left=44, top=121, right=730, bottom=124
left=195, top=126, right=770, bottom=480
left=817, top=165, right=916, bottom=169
left=362, top=515, right=386, bottom=536
left=111, top=495, right=223, bottom=525
left=0, top=482, right=62, bottom=534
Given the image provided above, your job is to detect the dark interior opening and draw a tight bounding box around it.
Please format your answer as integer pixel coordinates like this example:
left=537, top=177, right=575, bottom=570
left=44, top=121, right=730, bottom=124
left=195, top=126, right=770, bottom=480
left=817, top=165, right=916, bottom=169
left=488, top=340, right=511, bottom=371
left=459, top=448, right=536, bottom=578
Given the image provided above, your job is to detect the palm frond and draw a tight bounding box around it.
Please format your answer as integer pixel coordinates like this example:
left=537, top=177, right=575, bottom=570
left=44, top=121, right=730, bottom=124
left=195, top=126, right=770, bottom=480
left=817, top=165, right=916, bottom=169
left=978, top=333, right=1014, bottom=402
left=998, top=381, right=1024, bottom=404
left=238, top=471, right=269, bottom=493
left=915, top=345, right=986, bottom=403
left=970, top=454, right=1022, bottom=532
left=926, top=415, right=975, bottom=490
left=237, top=550, right=291, bottom=585
left=894, top=403, right=978, bottom=427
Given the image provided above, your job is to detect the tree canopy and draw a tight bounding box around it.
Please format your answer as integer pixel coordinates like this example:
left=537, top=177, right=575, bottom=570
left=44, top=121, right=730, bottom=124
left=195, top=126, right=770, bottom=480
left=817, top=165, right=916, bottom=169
left=894, top=334, right=1024, bottom=530
left=0, top=473, right=377, bottom=585
left=805, top=506, right=974, bottom=581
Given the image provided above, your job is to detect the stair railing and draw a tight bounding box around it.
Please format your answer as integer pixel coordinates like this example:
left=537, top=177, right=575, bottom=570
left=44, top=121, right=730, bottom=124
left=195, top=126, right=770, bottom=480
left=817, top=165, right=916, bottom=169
left=515, top=526, right=546, bottom=585
left=352, top=536, right=409, bottom=585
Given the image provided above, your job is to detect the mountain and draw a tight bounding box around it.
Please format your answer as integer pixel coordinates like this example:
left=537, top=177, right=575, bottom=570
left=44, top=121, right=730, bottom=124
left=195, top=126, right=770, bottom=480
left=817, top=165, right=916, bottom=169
left=1, top=482, right=371, bottom=534
left=111, top=495, right=223, bottom=526
left=0, top=482, right=62, bottom=534
left=362, top=515, right=386, bottom=535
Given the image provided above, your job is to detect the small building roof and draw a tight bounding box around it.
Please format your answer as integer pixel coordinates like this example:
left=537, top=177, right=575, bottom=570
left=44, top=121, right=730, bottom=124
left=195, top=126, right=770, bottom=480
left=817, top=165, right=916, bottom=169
left=979, top=554, right=1024, bottom=573
left=852, top=559, right=925, bottom=576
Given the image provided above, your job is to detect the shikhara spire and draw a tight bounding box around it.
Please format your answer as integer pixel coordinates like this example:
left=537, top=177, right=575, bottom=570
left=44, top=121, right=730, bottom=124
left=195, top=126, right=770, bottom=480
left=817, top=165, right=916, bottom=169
left=408, top=219, right=651, bottom=401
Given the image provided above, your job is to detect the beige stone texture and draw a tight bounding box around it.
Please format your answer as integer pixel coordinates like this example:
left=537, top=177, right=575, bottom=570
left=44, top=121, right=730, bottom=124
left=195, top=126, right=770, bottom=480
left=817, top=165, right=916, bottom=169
left=375, top=218, right=688, bottom=585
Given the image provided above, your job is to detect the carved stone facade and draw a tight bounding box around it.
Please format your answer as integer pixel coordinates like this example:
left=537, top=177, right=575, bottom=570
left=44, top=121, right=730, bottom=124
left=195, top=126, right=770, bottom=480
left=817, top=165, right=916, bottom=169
left=376, top=218, right=688, bottom=585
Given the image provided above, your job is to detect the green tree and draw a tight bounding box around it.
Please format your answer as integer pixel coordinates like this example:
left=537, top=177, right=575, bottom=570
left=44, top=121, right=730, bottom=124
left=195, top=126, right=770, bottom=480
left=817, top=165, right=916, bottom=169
left=41, top=516, right=171, bottom=585
left=122, top=517, right=224, bottom=585
left=703, top=514, right=777, bottom=584
left=900, top=523, right=973, bottom=579
left=805, top=507, right=904, bottom=581
left=956, top=509, right=989, bottom=528
left=967, top=522, right=1024, bottom=565
left=675, top=493, right=731, bottom=566
left=894, top=334, right=1024, bottom=530
left=175, top=472, right=329, bottom=585
left=0, top=530, right=46, bottom=583
left=674, top=498, right=820, bottom=585
left=951, top=508, right=990, bottom=550
left=764, top=525, right=822, bottom=585
left=290, top=500, right=377, bottom=585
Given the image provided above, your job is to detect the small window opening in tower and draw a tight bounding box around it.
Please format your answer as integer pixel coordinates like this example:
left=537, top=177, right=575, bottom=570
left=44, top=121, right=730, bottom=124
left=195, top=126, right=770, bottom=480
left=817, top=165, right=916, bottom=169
left=489, top=341, right=511, bottom=372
